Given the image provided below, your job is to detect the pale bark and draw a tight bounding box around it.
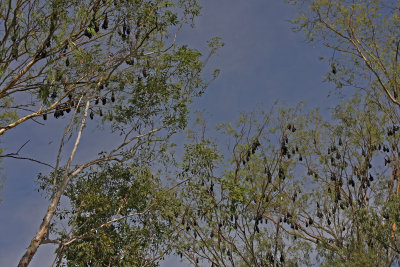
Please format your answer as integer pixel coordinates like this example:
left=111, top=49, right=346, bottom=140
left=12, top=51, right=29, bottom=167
left=17, top=101, right=90, bottom=267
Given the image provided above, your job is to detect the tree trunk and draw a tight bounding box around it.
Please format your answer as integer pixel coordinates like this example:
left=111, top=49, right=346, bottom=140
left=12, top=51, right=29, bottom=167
left=17, top=101, right=89, bottom=267
left=17, top=193, right=63, bottom=267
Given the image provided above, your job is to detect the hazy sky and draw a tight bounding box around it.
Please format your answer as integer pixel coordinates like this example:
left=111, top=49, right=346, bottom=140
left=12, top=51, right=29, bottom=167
left=0, top=1, right=340, bottom=266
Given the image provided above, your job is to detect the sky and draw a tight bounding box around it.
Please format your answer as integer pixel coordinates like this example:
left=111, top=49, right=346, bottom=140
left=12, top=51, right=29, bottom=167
left=0, top=1, right=342, bottom=266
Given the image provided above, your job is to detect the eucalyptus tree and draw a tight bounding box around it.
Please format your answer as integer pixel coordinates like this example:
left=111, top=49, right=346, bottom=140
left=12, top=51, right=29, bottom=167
left=171, top=98, right=400, bottom=266
left=170, top=108, right=314, bottom=267
left=288, top=0, right=400, bottom=112
left=0, top=0, right=222, bottom=266
left=285, top=0, right=400, bottom=264
left=38, top=159, right=179, bottom=266
left=283, top=95, right=400, bottom=266
left=169, top=1, right=400, bottom=266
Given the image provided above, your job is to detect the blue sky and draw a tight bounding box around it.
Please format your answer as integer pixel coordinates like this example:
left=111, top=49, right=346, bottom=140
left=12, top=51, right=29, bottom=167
left=0, top=1, right=341, bottom=266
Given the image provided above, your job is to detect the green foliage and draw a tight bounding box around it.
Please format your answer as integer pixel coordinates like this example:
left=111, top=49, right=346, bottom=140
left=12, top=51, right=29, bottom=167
left=3, top=0, right=223, bottom=266
left=169, top=91, right=400, bottom=265
left=36, top=159, right=180, bottom=266
left=172, top=108, right=314, bottom=266
left=13, top=0, right=400, bottom=266
left=288, top=0, right=400, bottom=110
left=60, top=164, right=171, bottom=267
left=0, top=0, right=210, bottom=136
left=284, top=1, right=400, bottom=263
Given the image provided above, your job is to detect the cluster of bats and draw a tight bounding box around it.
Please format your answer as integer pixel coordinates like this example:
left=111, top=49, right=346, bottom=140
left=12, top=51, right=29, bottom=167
left=42, top=90, right=116, bottom=121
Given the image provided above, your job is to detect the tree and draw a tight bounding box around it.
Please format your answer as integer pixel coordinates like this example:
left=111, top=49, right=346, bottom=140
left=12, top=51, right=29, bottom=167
left=288, top=0, right=400, bottom=111
left=0, top=0, right=222, bottom=266
left=166, top=1, right=400, bottom=265
left=281, top=95, right=400, bottom=266
left=286, top=0, right=400, bottom=264
left=171, top=108, right=313, bottom=267
left=171, top=97, right=400, bottom=266
left=39, top=162, right=178, bottom=266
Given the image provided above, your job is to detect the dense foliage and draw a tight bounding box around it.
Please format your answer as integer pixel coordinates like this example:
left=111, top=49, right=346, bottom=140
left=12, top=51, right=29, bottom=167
left=4, top=0, right=400, bottom=266
left=173, top=96, right=400, bottom=266
left=0, top=0, right=223, bottom=266
left=169, top=0, right=400, bottom=266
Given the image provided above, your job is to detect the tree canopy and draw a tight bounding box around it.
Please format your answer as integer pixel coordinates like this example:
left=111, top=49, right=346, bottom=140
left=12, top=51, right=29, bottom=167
left=168, top=0, right=400, bottom=266
left=3, top=0, right=400, bottom=266
left=0, top=0, right=222, bottom=266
